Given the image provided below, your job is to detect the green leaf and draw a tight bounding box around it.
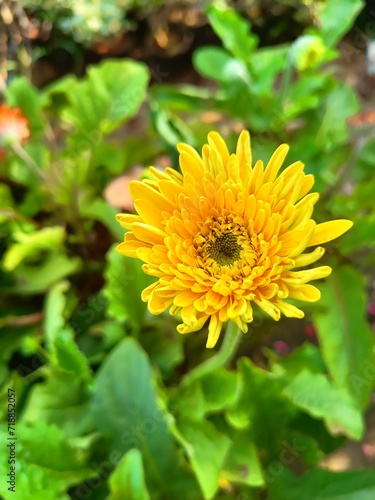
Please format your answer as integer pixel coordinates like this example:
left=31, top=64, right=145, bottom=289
left=81, top=197, right=124, bottom=240
left=103, top=245, right=153, bottom=330
left=339, top=214, right=375, bottom=256
left=251, top=44, right=289, bottom=94
left=108, top=449, right=150, bottom=500
left=223, top=434, right=264, bottom=487
left=177, top=418, right=231, bottom=499
left=200, top=368, right=240, bottom=413
left=150, top=84, right=219, bottom=113
left=267, top=466, right=375, bottom=500
left=283, top=370, right=363, bottom=440
left=140, top=320, right=184, bottom=378
left=54, top=327, right=92, bottom=381
left=0, top=421, right=95, bottom=500
left=227, top=359, right=297, bottom=456
left=316, top=0, right=364, bottom=48
left=207, top=5, right=257, bottom=61
left=93, top=141, right=127, bottom=176
left=13, top=253, right=81, bottom=294
left=2, top=226, right=65, bottom=271
left=171, top=382, right=206, bottom=421
left=313, top=266, right=375, bottom=408
left=193, top=47, right=250, bottom=84
left=271, top=343, right=326, bottom=378
left=282, top=430, right=324, bottom=466
left=22, top=369, right=92, bottom=438
left=315, top=84, right=359, bottom=149
left=44, top=280, right=70, bottom=349
left=355, top=137, right=375, bottom=180
left=91, top=338, right=197, bottom=497
left=63, top=59, right=149, bottom=143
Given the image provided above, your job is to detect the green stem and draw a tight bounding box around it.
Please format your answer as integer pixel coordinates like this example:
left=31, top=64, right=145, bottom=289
left=11, top=142, right=46, bottom=183
left=181, top=322, right=242, bottom=387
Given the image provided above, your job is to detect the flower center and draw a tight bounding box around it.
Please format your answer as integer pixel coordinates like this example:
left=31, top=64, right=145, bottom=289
left=207, top=232, right=242, bottom=267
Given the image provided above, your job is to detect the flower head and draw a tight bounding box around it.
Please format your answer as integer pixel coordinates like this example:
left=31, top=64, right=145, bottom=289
left=116, top=131, right=352, bottom=348
left=0, top=103, right=30, bottom=160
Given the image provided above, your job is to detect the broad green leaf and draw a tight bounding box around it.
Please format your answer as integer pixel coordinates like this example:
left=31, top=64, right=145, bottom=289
left=177, top=418, right=231, bottom=499
left=0, top=421, right=95, bottom=500
left=267, top=466, right=375, bottom=500
left=207, top=5, right=257, bottom=62
left=2, top=226, right=65, bottom=271
left=171, top=381, right=206, bottom=421
left=222, top=434, right=264, bottom=487
left=63, top=59, right=149, bottom=143
left=22, top=368, right=92, bottom=438
left=13, top=253, right=81, bottom=294
left=200, top=367, right=240, bottom=413
left=313, top=266, right=375, bottom=408
left=193, top=47, right=250, bottom=84
left=103, top=245, right=153, bottom=330
left=316, top=0, right=364, bottom=48
left=283, top=370, right=363, bottom=439
left=108, top=449, right=150, bottom=500
left=227, top=359, right=297, bottom=456
left=91, top=338, right=198, bottom=497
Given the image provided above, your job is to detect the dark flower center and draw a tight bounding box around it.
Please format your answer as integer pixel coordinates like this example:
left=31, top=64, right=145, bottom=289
left=207, top=232, right=242, bottom=267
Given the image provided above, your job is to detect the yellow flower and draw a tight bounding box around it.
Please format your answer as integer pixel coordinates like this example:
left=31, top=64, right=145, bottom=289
left=116, top=131, right=352, bottom=348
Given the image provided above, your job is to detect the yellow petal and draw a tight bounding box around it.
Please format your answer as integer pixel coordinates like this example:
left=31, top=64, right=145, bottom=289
left=277, top=301, right=304, bottom=318
left=308, top=219, right=353, bottom=246
left=208, top=131, right=230, bottom=166
left=116, top=239, right=150, bottom=258
left=263, top=144, right=289, bottom=182
left=282, top=266, right=331, bottom=284
left=279, top=220, right=315, bottom=257
left=288, top=284, right=321, bottom=302
left=293, top=246, right=325, bottom=268
left=132, top=223, right=166, bottom=245
left=174, top=290, right=197, bottom=307
left=206, top=313, right=223, bottom=348
left=236, top=130, right=252, bottom=182
left=116, top=213, right=143, bottom=229
left=177, top=314, right=208, bottom=334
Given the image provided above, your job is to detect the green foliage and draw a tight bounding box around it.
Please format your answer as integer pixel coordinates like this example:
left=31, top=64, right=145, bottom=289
left=108, top=449, right=150, bottom=500
left=21, top=0, right=163, bottom=44
left=1, top=1, right=374, bottom=499
left=313, top=266, right=375, bottom=409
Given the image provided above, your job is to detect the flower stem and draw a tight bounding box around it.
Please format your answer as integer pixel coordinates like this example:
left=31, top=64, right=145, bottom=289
left=181, top=321, right=242, bottom=387
left=11, top=142, right=46, bottom=183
